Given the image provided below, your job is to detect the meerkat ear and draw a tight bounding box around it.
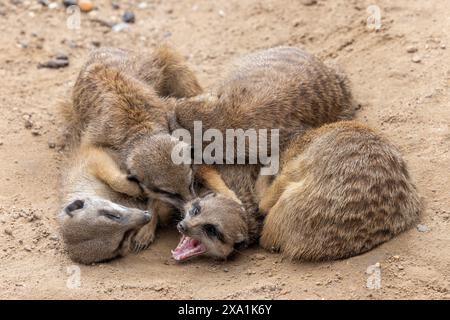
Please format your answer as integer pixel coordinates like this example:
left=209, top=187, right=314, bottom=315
left=64, top=199, right=85, bottom=217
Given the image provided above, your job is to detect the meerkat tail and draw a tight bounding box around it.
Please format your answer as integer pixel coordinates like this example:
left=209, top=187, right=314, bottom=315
left=257, top=174, right=290, bottom=215
left=196, top=165, right=242, bottom=204
left=80, top=144, right=142, bottom=197
left=152, top=44, right=203, bottom=98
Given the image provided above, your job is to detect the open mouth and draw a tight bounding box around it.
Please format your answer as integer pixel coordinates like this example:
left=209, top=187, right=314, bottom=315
left=171, top=235, right=207, bottom=261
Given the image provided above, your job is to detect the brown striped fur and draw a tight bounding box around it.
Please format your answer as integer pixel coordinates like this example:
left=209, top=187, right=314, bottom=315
left=173, top=46, right=357, bottom=156
left=259, top=121, right=422, bottom=261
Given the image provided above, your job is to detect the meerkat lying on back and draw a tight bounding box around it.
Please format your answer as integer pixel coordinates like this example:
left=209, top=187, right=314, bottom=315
left=59, top=144, right=153, bottom=264
left=172, top=46, right=357, bottom=157
left=173, top=121, right=422, bottom=261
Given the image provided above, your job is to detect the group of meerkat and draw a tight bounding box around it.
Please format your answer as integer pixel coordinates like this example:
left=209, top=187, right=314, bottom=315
left=58, top=45, right=421, bottom=264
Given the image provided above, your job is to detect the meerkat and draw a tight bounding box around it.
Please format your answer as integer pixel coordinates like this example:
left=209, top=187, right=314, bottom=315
left=59, top=144, right=153, bottom=264
left=172, top=46, right=357, bottom=157
left=172, top=165, right=263, bottom=261
left=258, top=121, right=422, bottom=261
left=173, top=121, right=422, bottom=262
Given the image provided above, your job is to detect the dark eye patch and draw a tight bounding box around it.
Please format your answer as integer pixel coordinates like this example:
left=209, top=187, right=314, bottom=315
left=189, top=201, right=201, bottom=216
left=99, top=209, right=121, bottom=221
left=65, top=199, right=85, bottom=216
left=202, top=224, right=225, bottom=242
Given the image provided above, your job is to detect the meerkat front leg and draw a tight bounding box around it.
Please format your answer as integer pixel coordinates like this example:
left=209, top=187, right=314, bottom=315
left=132, top=214, right=158, bottom=252
left=195, top=165, right=242, bottom=204
left=132, top=199, right=174, bottom=252
left=80, top=144, right=142, bottom=197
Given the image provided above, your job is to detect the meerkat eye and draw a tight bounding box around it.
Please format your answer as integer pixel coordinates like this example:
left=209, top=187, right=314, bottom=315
left=203, top=224, right=225, bottom=242
left=99, top=210, right=121, bottom=221
left=151, top=187, right=182, bottom=200
left=189, top=201, right=201, bottom=216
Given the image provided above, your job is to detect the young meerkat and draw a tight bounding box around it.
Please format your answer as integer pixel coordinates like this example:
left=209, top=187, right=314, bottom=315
left=172, top=46, right=357, bottom=157
left=172, top=165, right=263, bottom=261
left=59, top=144, right=154, bottom=264
left=173, top=121, right=422, bottom=262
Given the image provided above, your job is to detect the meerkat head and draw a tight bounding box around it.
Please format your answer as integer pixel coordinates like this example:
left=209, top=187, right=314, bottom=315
left=172, top=193, right=248, bottom=261
left=126, top=133, right=195, bottom=210
left=58, top=197, right=152, bottom=264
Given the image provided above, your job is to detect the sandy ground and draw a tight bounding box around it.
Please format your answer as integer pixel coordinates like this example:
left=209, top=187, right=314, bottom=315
left=0, top=0, right=449, bottom=300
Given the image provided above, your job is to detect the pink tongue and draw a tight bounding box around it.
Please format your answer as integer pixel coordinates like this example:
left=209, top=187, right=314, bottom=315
left=171, top=235, right=207, bottom=261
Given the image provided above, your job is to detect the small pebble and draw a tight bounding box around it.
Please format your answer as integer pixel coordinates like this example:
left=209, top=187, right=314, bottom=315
left=411, top=55, right=422, bottom=63
left=78, top=0, right=93, bottom=12
left=24, top=119, right=33, bottom=129
left=48, top=2, right=58, bottom=9
left=122, top=11, right=135, bottom=23
left=302, top=0, right=317, bottom=6
left=218, top=10, right=225, bottom=17
left=138, top=2, right=147, bottom=9
left=111, top=0, right=120, bottom=9
left=48, top=141, right=56, bottom=149
left=38, top=0, right=50, bottom=6
left=4, top=228, right=13, bottom=236
left=38, top=59, right=69, bottom=69
left=62, top=0, right=77, bottom=7
left=416, top=224, right=430, bottom=232
left=112, top=22, right=129, bottom=32
left=24, top=245, right=32, bottom=252
left=406, top=46, right=418, bottom=53
left=55, top=53, right=69, bottom=61
left=253, top=253, right=266, bottom=260
left=223, top=268, right=229, bottom=272
left=397, top=265, right=404, bottom=270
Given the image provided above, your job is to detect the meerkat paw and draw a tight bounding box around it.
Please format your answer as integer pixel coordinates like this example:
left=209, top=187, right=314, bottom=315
left=132, top=220, right=157, bottom=252
left=112, top=174, right=142, bottom=197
